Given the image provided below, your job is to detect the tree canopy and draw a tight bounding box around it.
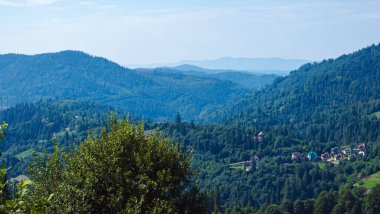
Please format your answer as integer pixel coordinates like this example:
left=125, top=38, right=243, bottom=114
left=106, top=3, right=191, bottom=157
left=29, top=115, right=207, bottom=213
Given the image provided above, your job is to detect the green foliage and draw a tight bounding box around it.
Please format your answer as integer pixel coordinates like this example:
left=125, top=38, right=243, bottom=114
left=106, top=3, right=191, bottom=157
left=29, top=116, right=207, bottom=213
left=264, top=205, right=282, bottom=214
left=257, top=185, right=380, bottom=214
left=0, top=122, right=7, bottom=142
left=365, top=184, right=380, bottom=214
left=332, top=189, right=362, bottom=214
left=313, top=191, right=338, bottom=214
left=0, top=99, right=112, bottom=177
left=2, top=44, right=380, bottom=213
left=153, top=122, right=380, bottom=211
left=0, top=51, right=258, bottom=122
left=0, top=179, right=53, bottom=214
left=0, top=122, right=52, bottom=214
left=355, top=171, right=380, bottom=189
left=226, top=44, right=380, bottom=146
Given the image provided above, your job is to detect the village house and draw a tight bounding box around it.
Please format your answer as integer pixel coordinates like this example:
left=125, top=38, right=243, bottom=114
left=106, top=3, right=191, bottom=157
left=291, top=152, right=303, bottom=161
left=342, top=148, right=352, bottom=155
left=333, top=154, right=343, bottom=161
left=331, top=147, right=340, bottom=155
left=358, top=143, right=366, bottom=151
left=258, top=132, right=263, bottom=142
left=321, top=152, right=330, bottom=162
left=307, top=151, right=318, bottom=161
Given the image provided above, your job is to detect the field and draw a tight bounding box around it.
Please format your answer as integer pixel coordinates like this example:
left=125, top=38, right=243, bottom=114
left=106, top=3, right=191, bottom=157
left=355, top=171, right=380, bottom=189
left=229, top=162, right=252, bottom=171
left=15, top=149, right=35, bottom=160
left=372, top=111, right=380, bottom=119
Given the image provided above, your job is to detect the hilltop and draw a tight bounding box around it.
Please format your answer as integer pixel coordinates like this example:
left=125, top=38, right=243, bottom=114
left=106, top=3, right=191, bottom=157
left=0, top=50, right=257, bottom=121
left=223, top=44, right=380, bottom=146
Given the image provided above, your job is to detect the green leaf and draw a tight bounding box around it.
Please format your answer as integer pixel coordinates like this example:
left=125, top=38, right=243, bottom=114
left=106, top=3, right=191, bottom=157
left=6, top=200, right=16, bottom=207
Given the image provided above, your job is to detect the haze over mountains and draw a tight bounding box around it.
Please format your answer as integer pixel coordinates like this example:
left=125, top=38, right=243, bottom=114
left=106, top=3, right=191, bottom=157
left=132, top=57, right=309, bottom=76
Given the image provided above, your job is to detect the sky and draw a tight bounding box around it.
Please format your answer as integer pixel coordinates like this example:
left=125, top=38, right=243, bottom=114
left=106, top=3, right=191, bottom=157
left=0, top=0, right=380, bottom=66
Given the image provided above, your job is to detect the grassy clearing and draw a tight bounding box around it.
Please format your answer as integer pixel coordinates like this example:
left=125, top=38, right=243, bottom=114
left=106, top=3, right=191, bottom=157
left=229, top=162, right=252, bottom=171
left=372, top=111, right=380, bottom=119
left=10, top=175, right=30, bottom=183
left=317, top=163, right=325, bottom=170
left=355, top=171, right=380, bottom=189
left=15, top=149, right=35, bottom=160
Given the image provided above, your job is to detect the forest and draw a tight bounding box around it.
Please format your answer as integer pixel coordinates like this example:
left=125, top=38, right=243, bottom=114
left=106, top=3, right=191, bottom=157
left=0, top=44, right=380, bottom=213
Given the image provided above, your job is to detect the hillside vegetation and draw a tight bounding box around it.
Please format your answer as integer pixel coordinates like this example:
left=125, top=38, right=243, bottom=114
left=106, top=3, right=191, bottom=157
left=1, top=44, right=380, bottom=213
left=0, top=51, right=275, bottom=122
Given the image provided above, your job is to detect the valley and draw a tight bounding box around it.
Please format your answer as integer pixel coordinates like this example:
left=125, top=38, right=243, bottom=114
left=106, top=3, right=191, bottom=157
left=1, top=44, right=380, bottom=213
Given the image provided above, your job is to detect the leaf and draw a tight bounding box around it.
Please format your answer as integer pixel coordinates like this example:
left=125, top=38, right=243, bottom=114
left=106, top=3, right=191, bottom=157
left=21, top=179, right=32, bottom=189
left=6, top=200, right=16, bottom=207
left=47, top=194, right=54, bottom=202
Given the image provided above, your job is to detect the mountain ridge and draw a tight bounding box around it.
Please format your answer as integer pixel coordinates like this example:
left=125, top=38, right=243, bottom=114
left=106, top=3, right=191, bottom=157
left=0, top=50, right=256, bottom=122
left=221, top=43, right=380, bottom=144
left=129, top=56, right=310, bottom=75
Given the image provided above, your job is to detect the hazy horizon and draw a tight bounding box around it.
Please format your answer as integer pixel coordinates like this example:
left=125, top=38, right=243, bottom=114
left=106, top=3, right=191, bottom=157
left=1, top=0, right=379, bottom=67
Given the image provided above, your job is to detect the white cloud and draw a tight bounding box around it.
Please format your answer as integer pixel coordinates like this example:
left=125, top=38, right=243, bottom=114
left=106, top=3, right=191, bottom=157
left=0, top=0, right=59, bottom=7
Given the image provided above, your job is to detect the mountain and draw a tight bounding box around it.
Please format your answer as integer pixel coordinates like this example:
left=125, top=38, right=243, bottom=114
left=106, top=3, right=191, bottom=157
left=2, top=44, right=380, bottom=212
left=227, top=44, right=380, bottom=144
left=139, top=57, right=310, bottom=75
left=136, top=66, right=278, bottom=90
left=173, top=64, right=212, bottom=73
left=150, top=44, right=380, bottom=211
left=178, top=57, right=309, bottom=74
left=148, top=57, right=310, bottom=76
left=0, top=50, right=249, bottom=121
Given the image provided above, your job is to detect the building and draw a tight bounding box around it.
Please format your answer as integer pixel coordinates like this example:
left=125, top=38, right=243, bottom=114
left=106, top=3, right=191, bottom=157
left=358, top=144, right=366, bottom=151
left=334, top=154, right=343, bottom=161
left=331, top=147, right=340, bottom=155
left=292, top=152, right=302, bottom=161
left=321, top=152, right=330, bottom=162
left=307, top=151, right=318, bottom=161
left=342, top=148, right=352, bottom=155
left=258, top=132, right=264, bottom=142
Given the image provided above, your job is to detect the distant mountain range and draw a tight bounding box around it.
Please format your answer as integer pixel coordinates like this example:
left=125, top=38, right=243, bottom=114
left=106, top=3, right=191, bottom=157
left=135, top=65, right=278, bottom=90
left=0, top=51, right=277, bottom=121
left=132, top=57, right=310, bottom=75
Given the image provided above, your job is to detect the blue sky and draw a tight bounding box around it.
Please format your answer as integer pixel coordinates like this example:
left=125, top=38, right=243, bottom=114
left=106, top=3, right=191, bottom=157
left=0, top=0, right=380, bottom=66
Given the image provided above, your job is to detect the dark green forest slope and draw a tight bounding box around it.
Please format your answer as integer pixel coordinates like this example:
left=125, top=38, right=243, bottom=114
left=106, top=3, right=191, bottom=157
left=151, top=122, right=380, bottom=212
left=0, top=51, right=275, bottom=122
left=225, top=44, right=380, bottom=145
left=148, top=44, right=380, bottom=212
left=230, top=44, right=380, bottom=123
left=1, top=100, right=379, bottom=212
left=0, top=99, right=113, bottom=176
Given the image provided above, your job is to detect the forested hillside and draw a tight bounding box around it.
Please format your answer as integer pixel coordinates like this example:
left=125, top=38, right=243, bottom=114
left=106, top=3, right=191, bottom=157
left=136, top=66, right=278, bottom=90
left=0, top=99, right=113, bottom=176
left=150, top=122, right=380, bottom=212
left=1, top=45, right=380, bottom=213
left=0, top=51, right=257, bottom=121
left=146, top=44, right=380, bottom=212
left=226, top=44, right=380, bottom=145
left=1, top=100, right=379, bottom=212
left=229, top=45, right=380, bottom=125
